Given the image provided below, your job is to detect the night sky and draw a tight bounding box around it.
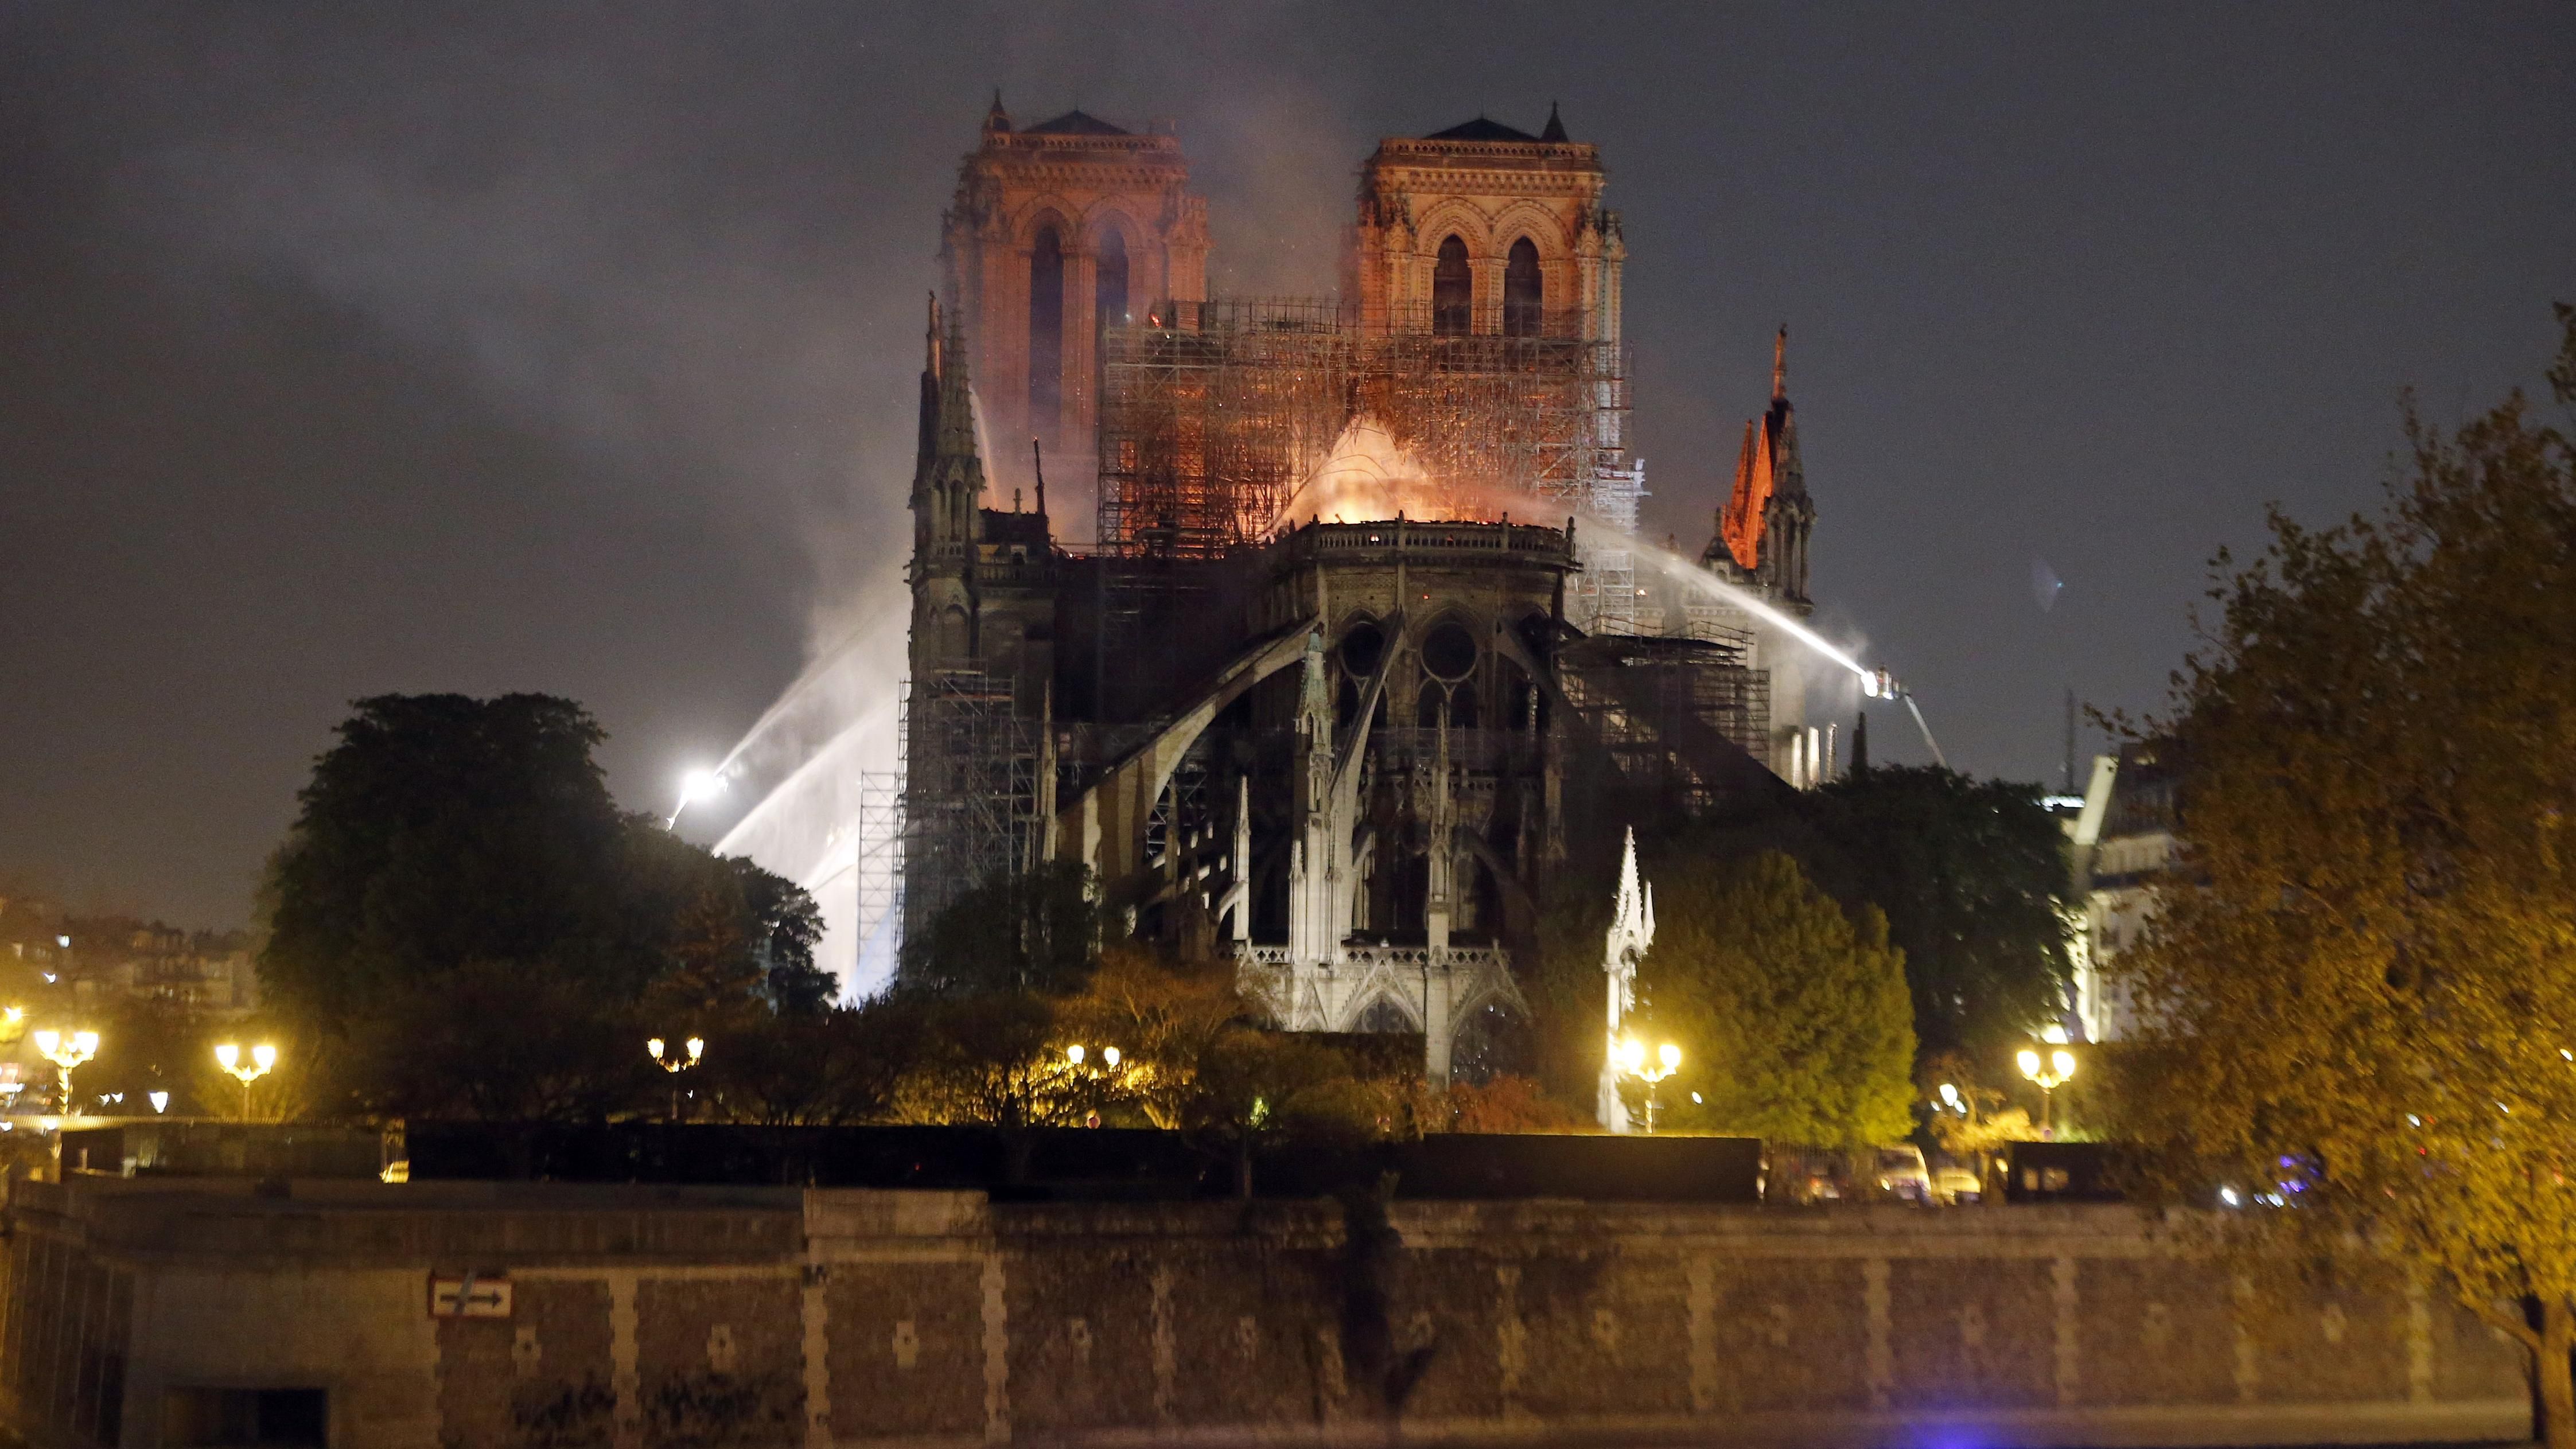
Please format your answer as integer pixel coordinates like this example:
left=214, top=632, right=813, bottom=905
left=5, top=3, right=2570, bottom=928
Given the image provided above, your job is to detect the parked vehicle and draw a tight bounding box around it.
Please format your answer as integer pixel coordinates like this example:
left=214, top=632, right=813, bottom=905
left=1762, top=1144, right=1933, bottom=1204
left=1874, top=1144, right=1931, bottom=1202
left=1931, top=1164, right=1982, bottom=1204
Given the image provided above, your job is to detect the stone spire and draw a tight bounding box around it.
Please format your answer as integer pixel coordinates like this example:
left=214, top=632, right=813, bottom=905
left=1703, top=327, right=1815, bottom=610
left=983, top=89, right=1010, bottom=135
left=1540, top=101, right=1567, bottom=142
left=912, top=293, right=985, bottom=553
left=1598, top=826, right=1656, bottom=1132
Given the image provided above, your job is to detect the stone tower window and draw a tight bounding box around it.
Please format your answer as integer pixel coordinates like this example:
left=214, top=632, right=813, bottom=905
left=1030, top=224, right=1066, bottom=443
left=1094, top=229, right=1130, bottom=371
left=1432, top=235, right=1471, bottom=336
left=1503, top=237, right=1543, bottom=337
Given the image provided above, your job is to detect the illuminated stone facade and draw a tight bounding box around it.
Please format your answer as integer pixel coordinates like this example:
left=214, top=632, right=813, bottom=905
left=1344, top=107, right=1625, bottom=345
left=939, top=97, right=1209, bottom=497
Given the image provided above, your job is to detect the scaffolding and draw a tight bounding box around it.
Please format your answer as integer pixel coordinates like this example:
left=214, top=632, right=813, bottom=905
left=1558, top=632, right=1772, bottom=812
left=853, top=770, right=904, bottom=992
left=898, top=669, right=1041, bottom=937
left=1094, top=298, right=1636, bottom=586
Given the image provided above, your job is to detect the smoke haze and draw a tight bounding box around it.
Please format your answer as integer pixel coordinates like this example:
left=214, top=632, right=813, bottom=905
left=3, top=2, right=2569, bottom=926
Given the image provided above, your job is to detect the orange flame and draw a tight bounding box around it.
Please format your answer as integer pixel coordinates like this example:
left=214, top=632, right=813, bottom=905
left=1272, top=417, right=1512, bottom=529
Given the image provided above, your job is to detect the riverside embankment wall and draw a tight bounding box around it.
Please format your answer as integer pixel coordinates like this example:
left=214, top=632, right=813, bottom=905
left=0, top=1177, right=2528, bottom=1448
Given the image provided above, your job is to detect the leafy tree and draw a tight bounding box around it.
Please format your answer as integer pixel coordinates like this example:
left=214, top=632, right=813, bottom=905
left=1527, top=868, right=1618, bottom=1112
left=1804, top=765, right=2074, bottom=1066
left=1056, top=946, right=1246, bottom=1128
left=706, top=1001, right=916, bottom=1126
left=1641, top=851, right=1916, bottom=1148
left=738, top=859, right=831, bottom=1012
left=256, top=693, right=825, bottom=1113
left=2114, top=307, right=2576, bottom=1443
left=1421, top=1074, right=1589, bottom=1134
left=351, top=960, right=645, bottom=1122
left=261, top=694, right=635, bottom=1022
left=1181, top=1026, right=1375, bottom=1200
left=900, top=860, right=1104, bottom=997
left=893, top=990, right=1087, bottom=1180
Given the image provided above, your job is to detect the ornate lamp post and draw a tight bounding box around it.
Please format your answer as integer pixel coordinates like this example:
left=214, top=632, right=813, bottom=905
left=2015, top=1042, right=2078, bottom=1140
left=213, top=1043, right=279, bottom=1121
left=1617, top=1037, right=1683, bottom=1134
left=647, top=1036, right=704, bottom=1121
left=1065, top=1044, right=1123, bottom=1126
left=32, top=1030, right=99, bottom=1115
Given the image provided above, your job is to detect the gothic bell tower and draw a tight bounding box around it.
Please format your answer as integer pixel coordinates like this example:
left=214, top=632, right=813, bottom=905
left=939, top=97, right=1209, bottom=505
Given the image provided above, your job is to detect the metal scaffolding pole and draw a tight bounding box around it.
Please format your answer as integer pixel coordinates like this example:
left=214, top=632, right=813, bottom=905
left=1094, top=298, right=1638, bottom=618
left=898, top=669, right=1040, bottom=940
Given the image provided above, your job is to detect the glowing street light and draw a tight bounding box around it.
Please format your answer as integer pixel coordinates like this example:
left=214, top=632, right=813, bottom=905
left=665, top=768, right=725, bottom=829
left=1, top=1005, right=24, bottom=1044
left=647, top=1036, right=705, bottom=1121
left=33, top=1029, right=99, bottom=1114
left=1065, top=1044, right=1124, bottom=1127
left=214, top=1042, right=279, bottom=1121
left=2016, top=1041, right=2078, bottom=1140
left=1617, top=1037, right=1683, bottom=1134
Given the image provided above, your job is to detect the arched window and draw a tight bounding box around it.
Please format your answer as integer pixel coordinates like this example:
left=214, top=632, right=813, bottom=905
left=1503, top=237, right=1543, bottom=337
left=1093, top=229, right=1129, bottom=375
left=1029, top=224, right=1065, bottom=442
left=1431, top=235, right=1471, bottom=336
left=1355, top=998, right=1414, bottom=1034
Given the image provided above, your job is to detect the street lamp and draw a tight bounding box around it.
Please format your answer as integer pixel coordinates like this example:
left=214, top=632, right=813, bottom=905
left=1617, top=1037, right=1683, bottom=1134
left=1, top=1005, right=24, bottom=1044
left=32, top=1030, right=99, bottom=1114
left=1065, top=1044, right=1124, bottom=1126
left=647, top=1036, right=705, bottom=1121
left=2015, top=1043, right=2078, bottom=1139
left=213, top=1043, right=278, bottom=1121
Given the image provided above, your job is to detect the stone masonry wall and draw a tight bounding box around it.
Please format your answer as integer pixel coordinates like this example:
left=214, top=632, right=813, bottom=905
left=0, top=1178, right=2531, bottom=1448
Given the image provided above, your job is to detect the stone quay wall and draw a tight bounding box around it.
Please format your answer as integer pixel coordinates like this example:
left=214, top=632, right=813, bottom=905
left=0, top=1175, right=2528, bottom=1449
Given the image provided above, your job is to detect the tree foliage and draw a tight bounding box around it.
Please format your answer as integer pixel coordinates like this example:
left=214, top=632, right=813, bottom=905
left=2115, top=307, right=2576, bottom=1440
left=899, top=859, right=1104, bottom=997
left=353, top=960, right=646, bottom=1122
left=262, top=694, right=634, bottom=1021
left=1804, top=765, right=2074, bottom=1065
left=1640, top=851, right=1917, bottom=1148
left=256, top=693, right=828, bottom=1117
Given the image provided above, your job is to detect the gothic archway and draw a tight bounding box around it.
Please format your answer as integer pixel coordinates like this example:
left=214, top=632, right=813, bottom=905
left=1503, top=237, right=1543, bottom=337
left=1029, top=223, right=1067, bottom=442
left=1450, top=999, right=1536, bottom=1085
left=1432, top=235, right=1472, bottom=336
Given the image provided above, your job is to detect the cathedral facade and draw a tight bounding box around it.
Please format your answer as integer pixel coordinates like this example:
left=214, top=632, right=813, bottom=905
left=902, top=104, right=1824, bottom=1081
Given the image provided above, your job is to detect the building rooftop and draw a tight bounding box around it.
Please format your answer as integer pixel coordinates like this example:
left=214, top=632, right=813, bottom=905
left=1024, top=108, right=1130, bottom=137
left=1421, top=106, right=1568, bottom=143
left=1424, top=115, right=1538, bottom=142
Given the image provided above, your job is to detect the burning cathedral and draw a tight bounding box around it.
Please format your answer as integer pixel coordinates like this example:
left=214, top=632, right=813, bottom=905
left=900, top=101, right=1824, bottom=1082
